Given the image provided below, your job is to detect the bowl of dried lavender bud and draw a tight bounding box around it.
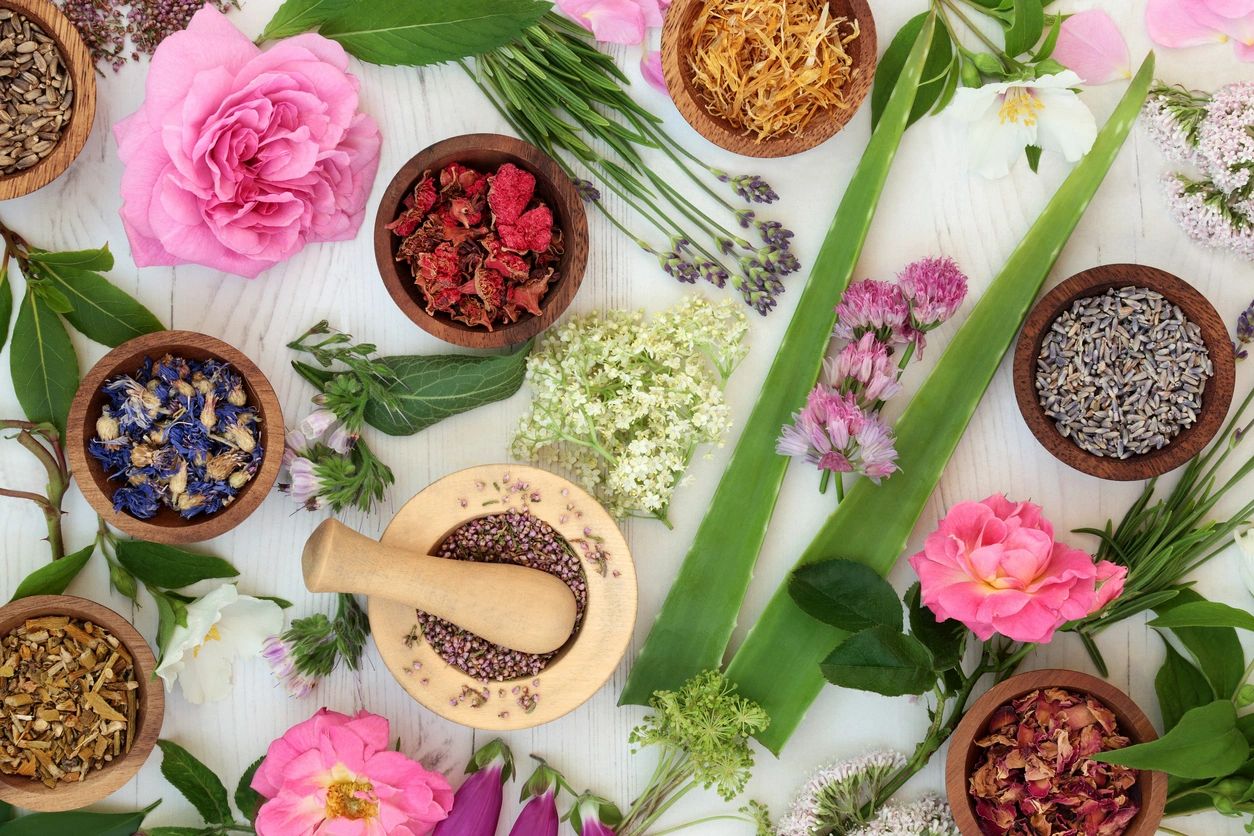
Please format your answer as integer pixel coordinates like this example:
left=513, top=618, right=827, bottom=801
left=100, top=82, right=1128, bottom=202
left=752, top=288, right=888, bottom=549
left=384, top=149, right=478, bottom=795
left=0, top=0, right=94, bottom=200
left=0, top=595, right=163, bottom=812
left=946, top=669, right=1165, bottom=836
left=66, top=330, right=284, bottom=544
left=374, top=133, right=589, bottom=350
left=1013, top=264, right=1236, bottom=481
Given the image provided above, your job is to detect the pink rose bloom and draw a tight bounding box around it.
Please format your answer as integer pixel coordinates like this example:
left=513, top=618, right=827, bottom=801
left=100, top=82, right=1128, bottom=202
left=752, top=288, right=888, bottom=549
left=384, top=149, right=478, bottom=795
left=908, top=495, right=1126, bottom=644
left=252, top=708, right=453, bottom=836
left=114, top=7, right=381, bottom=278
left=1146, top=0, right=1254, bottom=61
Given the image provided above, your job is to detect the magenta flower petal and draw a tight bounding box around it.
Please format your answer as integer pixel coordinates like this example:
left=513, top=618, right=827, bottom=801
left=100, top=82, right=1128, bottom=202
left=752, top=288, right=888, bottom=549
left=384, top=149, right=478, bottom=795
left=556, top=0, right=647, bottom=44
left=432, top=741, right=514, bottom=836
left=1053, top=10, right=1131, bottom=85
left=508, top=791, right=559, bottom=836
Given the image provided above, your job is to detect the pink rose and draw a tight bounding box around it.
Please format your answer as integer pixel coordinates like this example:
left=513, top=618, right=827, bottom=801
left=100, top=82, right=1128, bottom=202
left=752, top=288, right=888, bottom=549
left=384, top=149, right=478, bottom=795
left=908, top=494, right=1126, bottom=644
left=114, top=7, right=381, bottom=278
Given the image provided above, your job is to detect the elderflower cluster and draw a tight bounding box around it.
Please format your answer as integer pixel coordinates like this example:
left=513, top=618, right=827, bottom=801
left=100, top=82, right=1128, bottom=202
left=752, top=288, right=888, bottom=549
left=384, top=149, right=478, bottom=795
left=849, top=796, right=959, bottom=836
left=512, top=295, right=747, bottom=522
left=776, top=751, right=906, bottom=836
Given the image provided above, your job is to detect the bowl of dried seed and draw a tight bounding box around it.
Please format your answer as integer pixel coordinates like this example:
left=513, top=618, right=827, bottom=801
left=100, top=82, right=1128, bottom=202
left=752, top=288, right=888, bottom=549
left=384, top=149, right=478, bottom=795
left=1013, top=264, right=1236, bottom=481
left=0, top=0, right=95, bottom=200
left=0, top=595, right=163, bottom=812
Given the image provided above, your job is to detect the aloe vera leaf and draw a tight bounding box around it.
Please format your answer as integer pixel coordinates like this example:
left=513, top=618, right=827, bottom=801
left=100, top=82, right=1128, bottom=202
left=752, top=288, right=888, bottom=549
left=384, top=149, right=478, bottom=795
left=618, top=16, right=939, bottom=706
left=726, top=53, right=1156, bottom=754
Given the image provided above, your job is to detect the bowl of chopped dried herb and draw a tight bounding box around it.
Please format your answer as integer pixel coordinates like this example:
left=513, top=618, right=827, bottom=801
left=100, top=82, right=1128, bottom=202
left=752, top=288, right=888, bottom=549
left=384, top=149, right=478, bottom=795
left=662, top=0, right=876, bottom=158
left=374, top=133, right=589, bottom=350
left=0, top=595, right=163, bottom=812
left=0, top=0, right=95, bottom=200
left=66, top=330, right=285, bottom=544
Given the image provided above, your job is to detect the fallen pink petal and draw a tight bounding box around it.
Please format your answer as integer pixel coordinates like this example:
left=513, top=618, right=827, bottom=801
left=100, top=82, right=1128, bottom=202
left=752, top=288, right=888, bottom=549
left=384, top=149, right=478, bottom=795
left=1053, top=10, right=1131, bottom=85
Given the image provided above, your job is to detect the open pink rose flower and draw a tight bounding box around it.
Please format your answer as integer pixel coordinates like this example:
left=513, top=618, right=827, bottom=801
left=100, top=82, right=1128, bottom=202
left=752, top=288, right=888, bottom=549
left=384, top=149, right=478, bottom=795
left=114, top=7, right=381, bottom=278
left=252, top=708, right=453, bottom=836
left=908, top=495, right=1126, bottom=644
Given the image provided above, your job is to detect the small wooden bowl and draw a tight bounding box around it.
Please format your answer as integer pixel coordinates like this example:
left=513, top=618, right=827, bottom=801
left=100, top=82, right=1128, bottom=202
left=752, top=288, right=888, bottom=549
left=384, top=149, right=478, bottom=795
left=66, top=330, right=284, bottom=544
left=946, top=669, right=1166, bottom=836
left=368, top=464, right=637, bottom=731
left=374, top=134, right=589, bottom=350
left=0, top=0, right=96, bottom=200
left=661, top=0, right=877, bottom=158
left=0, top=595, right=163, bottom=812
left=1013, top=264, right=1236, bottom=481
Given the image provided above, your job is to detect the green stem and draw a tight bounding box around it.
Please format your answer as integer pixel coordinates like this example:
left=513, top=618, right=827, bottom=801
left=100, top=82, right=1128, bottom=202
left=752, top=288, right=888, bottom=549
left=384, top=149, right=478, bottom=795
left=834, top=473, right=845, bottom=502
left=0, top=421, right=69, bottom=561
left=1157, top=827, right=1193, bottom=836
left=937, top=0, right=1010, bottom=63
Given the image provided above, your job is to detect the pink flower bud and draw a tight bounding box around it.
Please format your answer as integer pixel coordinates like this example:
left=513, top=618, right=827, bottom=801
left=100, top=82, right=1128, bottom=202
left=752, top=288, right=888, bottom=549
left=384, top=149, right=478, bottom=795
left=433, top=739, right=514, bottom=836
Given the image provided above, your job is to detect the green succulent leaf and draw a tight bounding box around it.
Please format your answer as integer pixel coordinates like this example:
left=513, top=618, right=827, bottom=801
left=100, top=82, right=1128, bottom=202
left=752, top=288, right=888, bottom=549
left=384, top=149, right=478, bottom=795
left=788, top=559, right=902, bottom=632
left=158, top=740, right=234, bottom=825
left=116, top=540, right=239, bottom=590
left=819, top=626, right=935, bottom=697
left=11, top=288, right=78, bottom=435
left=10, top=544, right=94, bottom=601
left=1092, top=700, right=1249, bottom=779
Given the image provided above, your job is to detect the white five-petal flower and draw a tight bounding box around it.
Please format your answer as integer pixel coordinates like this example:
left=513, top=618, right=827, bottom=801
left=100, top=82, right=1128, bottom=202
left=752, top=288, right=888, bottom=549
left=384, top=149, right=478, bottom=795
left=949, top=72, right=1098, bottom=179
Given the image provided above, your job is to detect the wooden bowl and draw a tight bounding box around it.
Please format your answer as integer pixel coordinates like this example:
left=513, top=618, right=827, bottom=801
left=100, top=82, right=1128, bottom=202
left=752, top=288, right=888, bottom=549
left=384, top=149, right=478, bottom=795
left=0, top=595, right=163, bottom=812
left=661, top=0, right=877, bottom=158
left=1013, top=264, right=1236, bottom=481
left=946, top=669, right=1166, bottom=836
left=66, top=330, right=284, bottom=544
left=0, top=0, right=95, bottom=200
left=367, top=464, right=637, bottom=731
left=374, top=134, right=589, bottom=350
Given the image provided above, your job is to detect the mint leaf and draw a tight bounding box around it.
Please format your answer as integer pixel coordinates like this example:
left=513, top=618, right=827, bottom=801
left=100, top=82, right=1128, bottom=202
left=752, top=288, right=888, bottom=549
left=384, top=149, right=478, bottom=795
left=0, top=804, right=155, bottom=836
left=235, top=757, right=265, bottom=823
left=158, top=740, right=234, bottom=826
left=31, top=249, right=163, bottom=347
left=1150, top=601, right=1254, bottom=633
left=116, top=540, right=239, bottom=590
left=820, top=626, right=935, bottom=697
left=789, top=559, right=902, bottom=633
left=11, top=288, right=78, bottom=435
left=259, top=0, right=353, bottom=40
left=11, top=544, right=94, bottom=601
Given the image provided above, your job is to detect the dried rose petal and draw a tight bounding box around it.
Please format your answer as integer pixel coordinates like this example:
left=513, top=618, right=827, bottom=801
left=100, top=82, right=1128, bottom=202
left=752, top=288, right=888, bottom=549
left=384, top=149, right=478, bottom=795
left=488, top=162, right=536, bottom=224
left=498, top=205, right=554, bottom=252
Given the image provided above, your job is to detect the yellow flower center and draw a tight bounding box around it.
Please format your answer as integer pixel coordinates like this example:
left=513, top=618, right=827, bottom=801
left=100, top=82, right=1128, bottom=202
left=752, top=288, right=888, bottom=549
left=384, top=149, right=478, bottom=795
left=325, top=779, right=378, bottom=821
left=998, top=87, right=1044, bottom=126
left=192, top=625, right=222, bottom=658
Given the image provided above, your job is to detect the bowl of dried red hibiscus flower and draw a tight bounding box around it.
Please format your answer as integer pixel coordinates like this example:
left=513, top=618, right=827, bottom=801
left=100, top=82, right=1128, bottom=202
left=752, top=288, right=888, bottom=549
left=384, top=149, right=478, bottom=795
left=374, top=133, right=589, bottom=349
left=945, top=669, right=1165, bottom=836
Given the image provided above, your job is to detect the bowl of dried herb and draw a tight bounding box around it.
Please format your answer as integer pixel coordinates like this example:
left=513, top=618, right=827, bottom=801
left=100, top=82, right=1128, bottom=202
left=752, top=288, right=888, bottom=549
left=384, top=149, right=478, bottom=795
left=66, top=330, right=285, bottom=545
left=373, top=133, right=589, bottom=350
left=0, top=595, right=163, bottom=812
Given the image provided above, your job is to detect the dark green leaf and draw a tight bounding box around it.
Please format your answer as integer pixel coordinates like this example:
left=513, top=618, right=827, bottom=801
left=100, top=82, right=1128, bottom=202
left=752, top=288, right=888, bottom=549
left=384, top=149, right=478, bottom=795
left=235, top=757, right=265, bottom=823
left=116, top=540, right=238, bottom=590
left=1032, top=14, right=1063, bottom=61
left=0, top=258, right=12, bottom=353
left=1154, top=589, right=1246, bottom=699
left=146, top=829, right=214, bottom=836
left=0, top=802, right=12, bottom=824
left=1151, top=601, right=1254, bottom=633
left=11, top=288, right=78, bottom=435
left=31, top=282, right=73, bottom=314
left=1092, top=700, right=1248, bottom=778
left=257, top=596, right=294, bottom=609
left=871, top=13, right=954, bottom=130
left=158, top=740, right=233, bottom=825
left=259, top=0, right=353, bottom=40
left=1003, top=0, right=1045, bottom=56
left=0, top=804, right=154, bottom=836
left=819, top=626, right=935, bottom=697
left=789, top=559, right=902, bottom=632
left=316, top=0, right=549, bottom=66
left=10, top=545, right=94, bottom=601
left=32, top=256, right=163, bottom=348
left=1155, top=638, right=1214, bottom=730
left=1025, top=145, right=1042, bottom=173
left=154, top=592, right=181, bottom=658
left=906, top=582, right=966, bottom=670
left=28, top=246, right=114, bottom=272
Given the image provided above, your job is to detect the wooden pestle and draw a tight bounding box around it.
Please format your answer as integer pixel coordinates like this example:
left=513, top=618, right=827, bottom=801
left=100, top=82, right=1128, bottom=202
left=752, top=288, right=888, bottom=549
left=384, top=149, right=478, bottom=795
left=302, top=519, right=579, bottom=655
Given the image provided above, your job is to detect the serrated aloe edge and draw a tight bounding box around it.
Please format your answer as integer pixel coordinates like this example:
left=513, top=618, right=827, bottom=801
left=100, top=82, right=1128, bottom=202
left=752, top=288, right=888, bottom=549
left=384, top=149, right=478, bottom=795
left=618, top=16, right=939, bottom=705
left=727, top=53, right=1156, bottom=755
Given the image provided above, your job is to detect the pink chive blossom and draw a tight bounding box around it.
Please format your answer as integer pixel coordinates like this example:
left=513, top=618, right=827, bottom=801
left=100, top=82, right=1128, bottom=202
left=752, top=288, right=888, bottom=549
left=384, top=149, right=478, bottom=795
left=825, top=334, right=902, bottom=403
left=897, top=256, right=969, bottom=331
left=833, top=280, right=911, bottom=344
left=776, top=388, right=899, bottom=481
left=1052, top=10, right=1132, bottom=86
left=433, top=739, right=514, bottom=836
left=260, top=636, right=317, bottom=698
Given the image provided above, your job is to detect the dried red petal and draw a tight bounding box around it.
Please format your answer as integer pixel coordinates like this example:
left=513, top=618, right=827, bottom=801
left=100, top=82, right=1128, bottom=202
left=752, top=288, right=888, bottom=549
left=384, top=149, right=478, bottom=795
left=498, top=205, right=554, bottom=253
left=453, top=297, right=494, bottom=330
left=473, top=266, right=506, bottom=311
left=386, top=208, right=424, bottom=237
left=416, top=242, right=460, bottom=289
left=448, top=196, right=484, bottom=228
left=482, top=239, right=530, bottom=282
left=488, top=162, right=536, bottom=224
left=508, top=278, right=549, bottom=316
left=404, top=174, right=438, bottom=214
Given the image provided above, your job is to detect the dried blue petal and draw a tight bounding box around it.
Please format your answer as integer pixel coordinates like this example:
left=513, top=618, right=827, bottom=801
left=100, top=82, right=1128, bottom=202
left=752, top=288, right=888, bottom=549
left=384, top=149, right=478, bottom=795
left=112, top=482, right=161, bottom=519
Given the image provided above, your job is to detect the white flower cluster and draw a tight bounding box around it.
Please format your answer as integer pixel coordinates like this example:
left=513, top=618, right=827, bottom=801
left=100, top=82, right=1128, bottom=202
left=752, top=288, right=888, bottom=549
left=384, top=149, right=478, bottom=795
left=776, top=751, right=906, bottom=836
left=849, top=796, right=959, bottom=836
left=512, top=295, right=748, bottom=522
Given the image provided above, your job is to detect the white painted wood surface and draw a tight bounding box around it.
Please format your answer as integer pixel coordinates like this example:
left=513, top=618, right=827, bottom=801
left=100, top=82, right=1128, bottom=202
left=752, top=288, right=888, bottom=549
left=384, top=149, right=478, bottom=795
left=0, top=1, right=1252, bottom=833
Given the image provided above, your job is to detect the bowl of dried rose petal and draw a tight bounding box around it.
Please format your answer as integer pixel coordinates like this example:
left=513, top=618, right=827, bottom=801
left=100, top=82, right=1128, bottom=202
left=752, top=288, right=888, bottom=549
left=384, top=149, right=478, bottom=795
left=0, top=595, right=163, bottom=811
left=374, top=133, right=589, bottom=350
left=945, top=669, right=1166, bottom=836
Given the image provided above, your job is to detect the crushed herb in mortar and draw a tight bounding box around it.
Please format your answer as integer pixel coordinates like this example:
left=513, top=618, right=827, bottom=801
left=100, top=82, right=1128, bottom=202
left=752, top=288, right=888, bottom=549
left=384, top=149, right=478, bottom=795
left=88, top=354, right=263, bottom=520
left=969, top=688, right=1139, bottom=836
left=0, top=9, right=72, bottom=176
left=416, top=509, right=586, bottom=682
left=388, top=161, right=563, bottom=330
left=0, top=617, right=138, bottom=788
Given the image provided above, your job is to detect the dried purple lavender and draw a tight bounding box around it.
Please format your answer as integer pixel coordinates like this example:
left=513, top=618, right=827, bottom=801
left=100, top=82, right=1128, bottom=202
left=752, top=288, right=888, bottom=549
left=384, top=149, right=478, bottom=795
left=1238, top=297, right=1254, bottom=361
left=56, top=0, right=239, bottom=71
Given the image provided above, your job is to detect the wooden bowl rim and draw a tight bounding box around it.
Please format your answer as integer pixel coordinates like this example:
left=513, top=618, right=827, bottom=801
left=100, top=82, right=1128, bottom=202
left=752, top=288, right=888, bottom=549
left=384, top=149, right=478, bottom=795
left=65, top=330, right=285, bottom=544
left=367, top=464, right=638, bottom=731
left=660, top=0, right=878, bottom=158
left=0, top=0, right=96, bottom=200
left=1012, top=264, right=1237, bottom=481
left=0, top=595, right=164, bottom=811
left=945, top=668, right=1166, bottom=836
left=373, top=133, right=589, bottom=350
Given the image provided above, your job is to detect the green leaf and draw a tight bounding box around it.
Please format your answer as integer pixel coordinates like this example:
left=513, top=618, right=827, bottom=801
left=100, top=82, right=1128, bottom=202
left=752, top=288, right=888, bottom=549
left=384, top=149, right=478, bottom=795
left=1092, top=700, right=1249, bottom=779
left=11, top=288, right=78, bottom=436
left=0, top=257, right=12, bottom=354
left=819, top=626, right=935, bottom=697
left=1151, top=601, right=1254, bottom=633
left=1003, top=0, right=1045, bottom=56
left=1154, top=589, right=1246, bottom=700
left=235, top=757, right=265, bottom=824
left=10, top=544, right=94, bottom=601
left=116, top=540, right=239, bottom=590
left=1025, top=145, right=1043, bottom=173
left=1155, top=639, right=1214, bottom=730
left=157, top=740, right=234, bottom=826
left=0, top=805, right=155, bottom=836
left=0, top=802, right=12, bottom=824
left=31, top=282, right=73, bottom=314
left=146, top=829, right=214, bottom=836
left=725, top=54, right=1156, bottom=753
left=28, top=246, right=114, bottom=271
left=315, top=0, right=549, bottom=66
left=259, top=0, right=353, bottom=40
left=1032, top=14, right=1063, bottom=61
left=870, top=13, right=953, bottom=130
left=31, top=254, right=164, bottom=347
left=906, top=582, right=966, bottom=670
left=788, top=560, right=902, bottom=632
left=257, top=595, right=294, bottom=609
left=153, top=592, right=184, bottom=659
left=619, top=13, right=940, bottom=709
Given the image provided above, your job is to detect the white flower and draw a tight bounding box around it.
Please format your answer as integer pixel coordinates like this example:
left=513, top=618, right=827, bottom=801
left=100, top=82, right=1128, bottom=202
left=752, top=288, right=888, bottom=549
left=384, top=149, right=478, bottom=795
left=155, top=584, right=284, bottom=704
left=849, top=795, right=959, bottom=836
left=949, top=72, right=1097, bottom=179
left=1238, top=529, right=1254, bottom=599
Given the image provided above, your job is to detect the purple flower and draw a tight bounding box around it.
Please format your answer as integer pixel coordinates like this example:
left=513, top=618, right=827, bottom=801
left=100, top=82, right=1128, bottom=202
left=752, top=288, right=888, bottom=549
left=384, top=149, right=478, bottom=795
left=833, top=280, right=911, bottom=343
left=261, top=636, right=317, bottom=698
left=776, top=388, right=899, bottom=482
left=508, top=761, right=563, bottom=836
left=570, top=792, right=622, bottom=836
left=1237, top=297, right=1253, bottom=360
left=281, top=456, right=324, bottom=511
left=826, top=334, right=902, bottom=403
left=434, top=739, right=514, bottom=836
left=897, top=256, right=969, bottom=331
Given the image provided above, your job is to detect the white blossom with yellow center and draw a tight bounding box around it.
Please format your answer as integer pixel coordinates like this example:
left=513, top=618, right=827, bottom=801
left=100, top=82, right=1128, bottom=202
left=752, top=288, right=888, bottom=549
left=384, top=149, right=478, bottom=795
left=155, top=583, right=284, bottom=704
left=948, top=71, right=1097, bottom=179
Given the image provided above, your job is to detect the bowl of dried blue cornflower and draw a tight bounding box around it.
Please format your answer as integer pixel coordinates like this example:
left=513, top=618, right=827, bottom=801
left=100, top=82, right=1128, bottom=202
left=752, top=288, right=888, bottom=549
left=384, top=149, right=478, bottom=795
left=67, top=331, right=284, bottom=544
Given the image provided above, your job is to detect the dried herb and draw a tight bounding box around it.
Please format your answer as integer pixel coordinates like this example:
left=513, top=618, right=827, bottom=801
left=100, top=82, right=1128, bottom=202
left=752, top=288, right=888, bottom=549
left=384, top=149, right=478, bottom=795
left=0, top=10, right=73, bottom=176
left=55, top=0, right=239, bottom=71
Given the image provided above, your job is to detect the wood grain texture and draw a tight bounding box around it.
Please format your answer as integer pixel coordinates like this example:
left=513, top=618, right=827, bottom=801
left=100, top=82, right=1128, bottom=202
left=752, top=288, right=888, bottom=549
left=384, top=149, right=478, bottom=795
left=65, top=330, right=285, bottom=544
left=945, top=669, right=1166, bottom=836
left=661, top=0, right=877, bottom=158
left=373, top=133, right=589, bottom=349
left=0, top=595, right=163, bottom=812
left=0, top=0, right=95, bottom=201
left=1013, top=264, right=1236, bottom=481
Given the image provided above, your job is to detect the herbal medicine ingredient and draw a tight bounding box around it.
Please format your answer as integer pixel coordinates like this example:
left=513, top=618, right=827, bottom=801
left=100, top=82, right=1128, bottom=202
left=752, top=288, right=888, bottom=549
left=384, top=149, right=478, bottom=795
left=0, top=9, right=72, bottom=176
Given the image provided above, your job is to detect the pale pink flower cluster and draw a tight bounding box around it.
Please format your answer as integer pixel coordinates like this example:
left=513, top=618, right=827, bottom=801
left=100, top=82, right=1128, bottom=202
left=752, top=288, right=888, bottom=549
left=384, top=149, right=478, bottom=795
left=555, top=0, right=671, bottom=93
